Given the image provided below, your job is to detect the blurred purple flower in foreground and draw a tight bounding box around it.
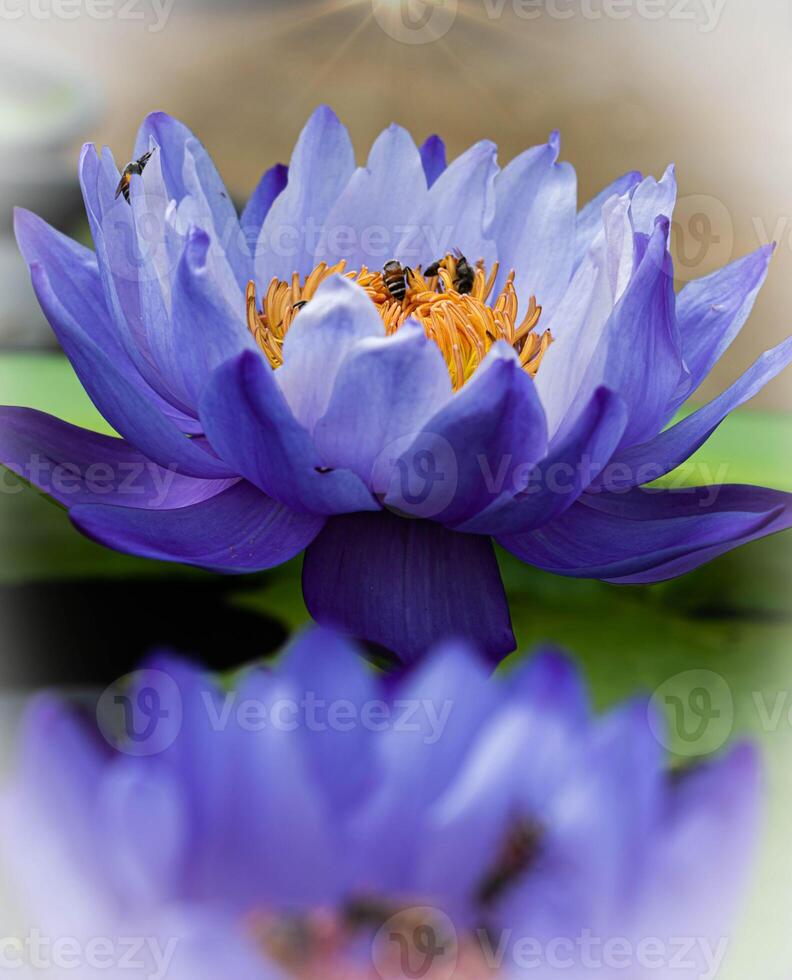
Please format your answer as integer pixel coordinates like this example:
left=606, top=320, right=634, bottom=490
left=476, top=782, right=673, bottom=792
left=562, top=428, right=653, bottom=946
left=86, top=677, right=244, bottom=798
left=2, top=107, right=791, bottom=663
left=1, top=630, right=758, bottom=979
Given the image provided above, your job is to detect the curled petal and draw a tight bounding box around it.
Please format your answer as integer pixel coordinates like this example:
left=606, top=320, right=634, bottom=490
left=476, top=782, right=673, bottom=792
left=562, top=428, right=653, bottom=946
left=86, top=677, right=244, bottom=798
left=670, top=245, right=775, bottom=411
left=71, top=481, right=324, bottom=572
left=574, top=170, right=642, bottom=270
left=0, top=408, right=237, bottom=509
left=384, top=344, right=548, bottom=527
left=603, top=335, right=792, bottom=490
left=276, top=274, right=385, bottom=432
left=499, top=484, right=792, bottom=583
left=199, top=349, right=377, bottom=516
left=313, top=322, right=452, bottom=486
left=458, top=386, right=628, bottom=535
left=23, top=260, right=234, bottom=479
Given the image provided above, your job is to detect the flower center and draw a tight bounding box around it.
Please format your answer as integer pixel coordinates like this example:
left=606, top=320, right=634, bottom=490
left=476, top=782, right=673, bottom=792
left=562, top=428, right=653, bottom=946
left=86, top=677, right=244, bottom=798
left=246, top=900, right=496, bottom=979
left=243, top=819, right=542, bottom=978
left=246, top=254, right=552, bottom=391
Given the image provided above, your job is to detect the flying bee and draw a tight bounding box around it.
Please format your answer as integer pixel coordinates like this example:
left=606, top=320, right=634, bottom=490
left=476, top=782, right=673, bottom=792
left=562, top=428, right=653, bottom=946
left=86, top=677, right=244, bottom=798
left=382, top=260, right=411, bottom=303
left=424, top=250, right=475, bottom=294
left=114, top=149, right=155, bottom=204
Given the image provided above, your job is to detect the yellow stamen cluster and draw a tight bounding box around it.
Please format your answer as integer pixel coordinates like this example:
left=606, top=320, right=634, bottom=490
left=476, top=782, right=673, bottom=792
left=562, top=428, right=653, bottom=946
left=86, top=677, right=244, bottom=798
left=246, top=254, right=551, bottom=390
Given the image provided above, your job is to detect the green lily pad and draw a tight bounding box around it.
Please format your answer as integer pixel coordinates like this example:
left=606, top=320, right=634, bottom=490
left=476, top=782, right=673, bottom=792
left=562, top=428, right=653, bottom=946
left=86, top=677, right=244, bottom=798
left=0, top=352, right=114, bottom=434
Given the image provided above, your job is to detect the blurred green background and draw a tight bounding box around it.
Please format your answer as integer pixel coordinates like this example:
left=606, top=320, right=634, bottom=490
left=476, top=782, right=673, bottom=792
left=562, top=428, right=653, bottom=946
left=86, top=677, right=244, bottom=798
left=2, top=1, right=792, bottom=977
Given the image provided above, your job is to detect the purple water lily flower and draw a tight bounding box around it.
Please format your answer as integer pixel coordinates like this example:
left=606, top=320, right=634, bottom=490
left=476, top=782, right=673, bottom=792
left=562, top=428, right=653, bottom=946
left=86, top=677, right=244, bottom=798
left=1, top=629, right=759, bottom=979
left=2, top=106, right=791, bottom=663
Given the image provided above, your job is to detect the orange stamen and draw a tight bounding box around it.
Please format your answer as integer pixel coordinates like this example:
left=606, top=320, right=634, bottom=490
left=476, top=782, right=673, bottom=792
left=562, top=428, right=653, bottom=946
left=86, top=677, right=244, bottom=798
left=246, top=254, right=552, bottom=390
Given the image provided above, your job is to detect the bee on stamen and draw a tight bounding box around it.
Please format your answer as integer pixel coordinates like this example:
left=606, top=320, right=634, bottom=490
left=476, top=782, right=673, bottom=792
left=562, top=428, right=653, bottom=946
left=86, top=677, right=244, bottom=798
left=292, top=300, right=308, bottom=312
left=424, top=250, right=476, bottom=294
left=452, top=251, right=476, bottom=295
left=382, top=260, right=411, bottom=303
left=114, top=149, right=155, bottom=204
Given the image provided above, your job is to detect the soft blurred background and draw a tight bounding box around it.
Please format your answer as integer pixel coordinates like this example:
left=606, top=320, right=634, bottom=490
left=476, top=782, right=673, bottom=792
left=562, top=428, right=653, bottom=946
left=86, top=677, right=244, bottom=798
left=1, top=0, right=792, bottom=977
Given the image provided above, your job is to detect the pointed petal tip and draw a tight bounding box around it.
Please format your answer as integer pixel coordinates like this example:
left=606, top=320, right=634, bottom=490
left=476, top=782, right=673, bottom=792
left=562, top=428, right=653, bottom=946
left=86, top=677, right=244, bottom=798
left=310, top=104, right=343, bottom=127
left=426, top=636, right=492, bottom=675
left=283, top=623, right=368, bottom=676
left=139, top=648, right=199, bottom=680
left=653, top=213, right=671, bottom=235
left=510, top=645, right=590, bottom=715
left=422, top=133, right=444, bottom=148
left=12, top=206, right=40, bottom=256
left=723, top=742, right=762, bottom=796
left=527, top=644, right=578, bottom=677
left=138, top=110, right=186, bottom=141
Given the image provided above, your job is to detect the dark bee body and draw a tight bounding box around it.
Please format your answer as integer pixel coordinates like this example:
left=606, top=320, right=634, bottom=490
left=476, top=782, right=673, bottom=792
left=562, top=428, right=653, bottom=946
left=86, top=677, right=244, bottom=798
left=382, top=260, right=410, bottom=303
left=453, top=253, right=475, bottom=294
left=424, top=250, right=475, bottom=294
left=476, top=819, right=542, bottom=908
left=115, top=150, right=154, bottom=204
